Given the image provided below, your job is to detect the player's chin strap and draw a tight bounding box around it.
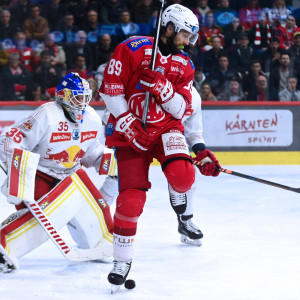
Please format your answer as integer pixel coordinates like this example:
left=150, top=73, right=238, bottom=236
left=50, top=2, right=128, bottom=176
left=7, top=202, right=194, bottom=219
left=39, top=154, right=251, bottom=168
left=0, top=150, right=109, bottom=261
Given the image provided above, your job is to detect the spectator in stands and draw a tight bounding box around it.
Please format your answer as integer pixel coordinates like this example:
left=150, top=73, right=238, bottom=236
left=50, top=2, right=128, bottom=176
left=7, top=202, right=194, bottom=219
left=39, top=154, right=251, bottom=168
left=208, top=55, right=240, bottom=96
left=242, top=59, right=266, bottom=95
left=0, top=44, right=8, bottom=67
left=68, top=54, right=92, bottom=79
left=200, top=82, right=217, bottom=101
left=249, top=11, right=273, bottom=53
left=23, top=4, right=49, bottom=42
left=200, top=11, right=224, bottom=50
left=97, top=33, right=115, bottom=66
left=274, top=15, right=300, bottom=49
left=192, top=0, right=211, bottom=27
left=32, top=50, right=62, bottom=97
left=56, top=13, right=80, bottom=45
left=193, top=66, right=206, bottom=94
left=269, top=52, right=294, bottom=94
left=223, top=17, right=245, bottom=51
left=246, top=74, right=278, bottom=100
left=214, top=0, right=238, bottom=28
left=115, top=9, right=140, bottom=43
left=87, top=77, right=100, bottom=101
left=218, top=78, right=246, bottom=101
left=1, top=52, right=31, bottom=100
left=8, top=32, right=39, bottom=73
left=0, top=9, right=20, bottom=40
left=73, top=0, right=97, bottom=28
left=82, top=9, right=100, bottom=33
left=261, top=37, right=284, bottom=73
left=64, top=30, right=95, bottom=72
left=24, top=82, right=43, bottom=101
left=132, top=0, right=157, bottom=24
left=229, top=32, right=258, bottom=75
left=279, top=75, right=300, bottom=100
left=41, top=0, right=68, bottom=31
left=36, top=33, right=66, bottom=73
left=266, top=0, right=292, bottom=26
left=10, top=0, right=31, bottom=29
left=239, top=0, right=263, bottom=31
left=203, top=35, right=227, bottom=75
left=100, top=0, right=128, bottom=25
left=288, top=32, right=300, bottom=84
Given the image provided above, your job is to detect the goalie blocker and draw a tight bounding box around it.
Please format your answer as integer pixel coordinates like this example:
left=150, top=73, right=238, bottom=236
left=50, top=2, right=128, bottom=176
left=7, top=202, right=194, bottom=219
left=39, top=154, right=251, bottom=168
left=0, top=149, right=114, bottom=263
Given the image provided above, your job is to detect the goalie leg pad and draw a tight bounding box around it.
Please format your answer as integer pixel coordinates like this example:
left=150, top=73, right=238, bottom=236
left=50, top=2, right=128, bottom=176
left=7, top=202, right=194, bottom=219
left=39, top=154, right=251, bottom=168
left=0, top=168, right=113, bottom=260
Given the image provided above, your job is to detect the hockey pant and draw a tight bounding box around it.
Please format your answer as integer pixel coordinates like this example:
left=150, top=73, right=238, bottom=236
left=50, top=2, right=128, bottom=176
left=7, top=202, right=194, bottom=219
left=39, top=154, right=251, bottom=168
left=0, top=168, right=113, bottom=260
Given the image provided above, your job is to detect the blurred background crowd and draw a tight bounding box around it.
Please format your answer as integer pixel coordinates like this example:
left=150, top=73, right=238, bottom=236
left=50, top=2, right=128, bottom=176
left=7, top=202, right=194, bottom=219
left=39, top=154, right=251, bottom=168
left=0, top=0, right=300, bottom=102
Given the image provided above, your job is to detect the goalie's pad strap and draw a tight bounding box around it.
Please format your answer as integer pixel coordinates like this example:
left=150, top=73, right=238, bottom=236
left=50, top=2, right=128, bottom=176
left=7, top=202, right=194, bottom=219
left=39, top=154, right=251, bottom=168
left=8, top=149, right=40, bottom=202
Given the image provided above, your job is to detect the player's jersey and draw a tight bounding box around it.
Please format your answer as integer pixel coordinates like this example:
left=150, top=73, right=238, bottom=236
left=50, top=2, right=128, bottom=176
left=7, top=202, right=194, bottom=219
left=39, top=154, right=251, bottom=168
left=0, top=102, right=103, bottom=180
left=99, top=36, right=195, bottom=147
left=183, top=86, right=205, bottom=149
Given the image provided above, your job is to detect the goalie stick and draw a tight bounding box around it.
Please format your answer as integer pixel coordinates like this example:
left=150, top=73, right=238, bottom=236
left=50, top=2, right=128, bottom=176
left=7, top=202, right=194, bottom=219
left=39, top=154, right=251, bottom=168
left=193, top=160, right=300, bottom=194
left=0, top=159, right=109, bottom=261
left=141, top=0, right=164, bottom=130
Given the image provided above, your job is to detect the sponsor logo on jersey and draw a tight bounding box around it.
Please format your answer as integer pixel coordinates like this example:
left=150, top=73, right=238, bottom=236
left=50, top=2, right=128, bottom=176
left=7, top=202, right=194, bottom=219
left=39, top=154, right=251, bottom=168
left=21, top=120, right=33, bottom=132
left=170, top=66, right=184, bottom=75
left=44, top=145, right=85, bottom=168
left=128, top=93, right=165, bottom=123
left=50, top=132, right=72, bottom=143
left=144, top=49, right=152, bottom=56
left=104, top=83, right=125, bottom=95
left=142, top=59, right=151, bottom=66
left=72, top=129, right=80, bottom=140
left=127, top=37, right=152, bottom=52
left=172, top=55, right=188, bottom=66
left=166, top=135, right=187, bottom=150
left=81, top=131, right=97, bottom=142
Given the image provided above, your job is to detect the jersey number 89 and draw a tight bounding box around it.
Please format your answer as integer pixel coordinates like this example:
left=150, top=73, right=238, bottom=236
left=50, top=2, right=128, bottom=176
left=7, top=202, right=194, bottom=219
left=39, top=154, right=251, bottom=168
left=107, top=59, right=122, bottom=76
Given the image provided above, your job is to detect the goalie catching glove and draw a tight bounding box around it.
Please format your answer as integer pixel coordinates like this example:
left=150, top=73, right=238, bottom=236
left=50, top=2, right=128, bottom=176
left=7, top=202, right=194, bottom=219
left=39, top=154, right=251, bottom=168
left=140, top=69, right=174, bottom=104
left=115, top=111, right=154, bottom=152
left=195, top=149, right=221, bottom=177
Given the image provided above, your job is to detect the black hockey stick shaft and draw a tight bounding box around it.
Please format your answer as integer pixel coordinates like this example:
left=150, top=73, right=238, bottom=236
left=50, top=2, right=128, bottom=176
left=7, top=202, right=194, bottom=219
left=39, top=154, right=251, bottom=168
left=193, top=160, right=300, bottom=194
left=142, top=0, right=164, bottom=130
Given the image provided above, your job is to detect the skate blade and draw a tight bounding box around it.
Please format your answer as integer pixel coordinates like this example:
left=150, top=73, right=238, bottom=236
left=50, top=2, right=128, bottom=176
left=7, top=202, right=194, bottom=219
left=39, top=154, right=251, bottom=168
left=180, top=235, right=202, bottom=247
left=111, top=284, right=121, bottom=294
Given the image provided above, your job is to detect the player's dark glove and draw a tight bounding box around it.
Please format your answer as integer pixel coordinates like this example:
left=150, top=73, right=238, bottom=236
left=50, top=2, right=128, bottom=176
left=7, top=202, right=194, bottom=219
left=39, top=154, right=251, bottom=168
left=140, top=69, right=174, bottom=104
left=195, top=149, right=221, bottom=177
left=115, top=111, right=153, bottom=152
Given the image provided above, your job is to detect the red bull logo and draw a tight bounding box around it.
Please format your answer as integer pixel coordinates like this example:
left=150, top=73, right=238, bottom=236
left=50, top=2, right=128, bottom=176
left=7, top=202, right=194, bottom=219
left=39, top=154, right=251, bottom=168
left=45, top=146, right=85, bottom=168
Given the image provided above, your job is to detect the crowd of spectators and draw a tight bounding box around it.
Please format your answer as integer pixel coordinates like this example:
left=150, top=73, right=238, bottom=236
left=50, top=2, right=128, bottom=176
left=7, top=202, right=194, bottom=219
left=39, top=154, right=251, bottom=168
left=0, top=0, right=300, bottom=101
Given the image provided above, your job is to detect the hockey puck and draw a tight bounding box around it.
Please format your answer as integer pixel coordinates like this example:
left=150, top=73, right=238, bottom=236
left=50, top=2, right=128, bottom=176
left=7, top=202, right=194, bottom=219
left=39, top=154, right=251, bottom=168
left=124, top=279, right=136, bottom=289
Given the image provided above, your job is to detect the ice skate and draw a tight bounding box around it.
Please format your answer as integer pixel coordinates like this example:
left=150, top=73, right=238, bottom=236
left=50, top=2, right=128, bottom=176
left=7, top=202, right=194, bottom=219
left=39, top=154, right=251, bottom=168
left=178, top=215, right=203, bottom=247
left=168, top=184, right=187, bottom=215
left=0, top=245, right=18, bottom=273
left=107, top=259, right=132, bottom=294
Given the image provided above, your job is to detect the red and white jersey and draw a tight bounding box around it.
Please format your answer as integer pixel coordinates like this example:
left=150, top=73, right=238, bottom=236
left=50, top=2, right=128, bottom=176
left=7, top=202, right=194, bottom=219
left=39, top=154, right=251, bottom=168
left=99, top=36, right=195, bottom=147
left=0, top=102, right=104, bottom=180
left=183, top=86, right=205, bottom=149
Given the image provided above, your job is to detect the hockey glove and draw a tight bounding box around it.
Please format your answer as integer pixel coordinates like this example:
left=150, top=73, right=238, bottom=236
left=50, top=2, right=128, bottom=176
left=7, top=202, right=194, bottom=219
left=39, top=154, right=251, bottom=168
left=140, top=69, right=174, bottom=104
left=195, top=149, right=221, bottom=177
left=115, top=111, right=153, bottom=152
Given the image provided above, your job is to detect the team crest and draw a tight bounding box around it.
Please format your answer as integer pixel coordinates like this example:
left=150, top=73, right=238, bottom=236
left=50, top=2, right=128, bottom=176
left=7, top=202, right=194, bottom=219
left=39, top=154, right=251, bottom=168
left=21, top=120, right=33, bottom=131
left=155, top=66, right=165, bottom=75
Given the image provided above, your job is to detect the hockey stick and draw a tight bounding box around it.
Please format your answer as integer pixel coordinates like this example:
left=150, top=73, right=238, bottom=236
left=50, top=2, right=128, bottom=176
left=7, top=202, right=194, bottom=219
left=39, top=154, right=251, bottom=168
left=0, top=159, right=109, bottom=261
left=141, top=0, right=165, bottom=130
left=193, top=160, right=300, bottom=193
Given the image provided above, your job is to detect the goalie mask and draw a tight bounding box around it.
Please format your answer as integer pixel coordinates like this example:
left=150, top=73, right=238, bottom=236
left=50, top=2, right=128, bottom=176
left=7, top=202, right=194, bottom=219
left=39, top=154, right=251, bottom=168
left=56, top=72, right=92, bottom=122
left=161, top=4, right=199, bottom=45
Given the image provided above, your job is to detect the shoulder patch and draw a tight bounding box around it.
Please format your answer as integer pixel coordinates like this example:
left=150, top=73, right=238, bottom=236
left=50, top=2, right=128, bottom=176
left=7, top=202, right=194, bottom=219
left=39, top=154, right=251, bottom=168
left=126, top=37, right=152, bottom=52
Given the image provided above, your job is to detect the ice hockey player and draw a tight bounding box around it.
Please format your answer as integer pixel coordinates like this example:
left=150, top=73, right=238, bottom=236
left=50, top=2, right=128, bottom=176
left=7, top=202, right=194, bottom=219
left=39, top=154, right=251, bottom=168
left=0, top=72, right=117, bottom=273
left=99, top=3, right=220, bottom=293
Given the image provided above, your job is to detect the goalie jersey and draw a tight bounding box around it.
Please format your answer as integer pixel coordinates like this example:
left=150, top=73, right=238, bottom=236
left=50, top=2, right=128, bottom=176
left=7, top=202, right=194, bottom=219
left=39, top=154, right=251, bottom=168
left=0, top=101, right=104, bottom=180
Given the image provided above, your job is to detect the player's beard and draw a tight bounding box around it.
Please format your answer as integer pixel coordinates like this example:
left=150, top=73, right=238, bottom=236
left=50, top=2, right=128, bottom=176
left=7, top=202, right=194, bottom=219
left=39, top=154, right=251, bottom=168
left=166, top=35, right=181, bottom=55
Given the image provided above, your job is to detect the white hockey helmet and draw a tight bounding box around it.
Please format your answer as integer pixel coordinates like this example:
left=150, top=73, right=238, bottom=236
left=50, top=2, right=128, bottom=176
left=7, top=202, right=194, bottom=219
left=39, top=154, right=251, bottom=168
left=161, top=4, right=199, bottom=45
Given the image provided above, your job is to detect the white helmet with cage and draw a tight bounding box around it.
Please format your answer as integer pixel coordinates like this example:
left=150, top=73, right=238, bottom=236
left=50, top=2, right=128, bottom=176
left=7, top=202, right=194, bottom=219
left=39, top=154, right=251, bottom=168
left=161, top=4, right=199, bottom=45
left=56, top=72, right=92, bottom=122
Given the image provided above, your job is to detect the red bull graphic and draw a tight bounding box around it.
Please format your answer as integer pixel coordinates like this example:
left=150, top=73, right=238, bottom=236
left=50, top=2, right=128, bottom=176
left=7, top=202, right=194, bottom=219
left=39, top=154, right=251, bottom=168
left=50, top=132, right=72, bottom=143
left=45, top=146, right=85, bottom=168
